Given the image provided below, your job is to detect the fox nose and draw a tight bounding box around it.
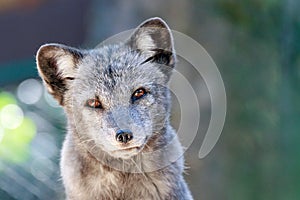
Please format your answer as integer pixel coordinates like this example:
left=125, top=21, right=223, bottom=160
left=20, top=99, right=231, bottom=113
left=115, top=130, right=133, bottom=144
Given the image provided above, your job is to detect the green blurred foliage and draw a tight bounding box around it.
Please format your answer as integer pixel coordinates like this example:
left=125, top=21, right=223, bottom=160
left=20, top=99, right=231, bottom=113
left=0, top=92, right=36, bottom=164
left=0, top=92, right=17, bottom=108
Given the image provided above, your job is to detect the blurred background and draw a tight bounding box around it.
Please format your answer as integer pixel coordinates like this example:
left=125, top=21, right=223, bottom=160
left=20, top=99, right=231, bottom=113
left=0, top=0, right=299, bottom=199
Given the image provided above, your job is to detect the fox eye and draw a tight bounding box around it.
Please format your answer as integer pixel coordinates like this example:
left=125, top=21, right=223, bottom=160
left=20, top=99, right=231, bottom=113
left=132, top=88, right=147, bottom=102
left=86, top=99, right=102, bottom=109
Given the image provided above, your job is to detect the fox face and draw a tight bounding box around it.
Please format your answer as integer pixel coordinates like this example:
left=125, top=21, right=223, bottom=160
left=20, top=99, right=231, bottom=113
left=37, top=18, right=176, bottom=159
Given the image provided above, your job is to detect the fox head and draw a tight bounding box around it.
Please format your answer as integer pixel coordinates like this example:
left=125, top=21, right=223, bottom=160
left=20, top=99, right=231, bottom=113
left=36, top=17, right=176, bottom=159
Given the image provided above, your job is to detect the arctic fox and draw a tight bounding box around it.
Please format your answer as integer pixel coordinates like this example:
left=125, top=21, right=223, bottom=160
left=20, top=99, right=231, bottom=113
left=36, top=17, right=193, bottom=200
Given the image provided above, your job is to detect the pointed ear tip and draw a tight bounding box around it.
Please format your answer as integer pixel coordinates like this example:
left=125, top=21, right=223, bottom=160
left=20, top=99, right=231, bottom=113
left=147, top=17, right=165, bottom=22
left=36, top=44, right=61, bottom=70
left=36, top=43, right=70, bottom=62
left=36, top=44, right=55, bottom=58
left=141, top=17, right=170, bottom=29
left=37, top=43, right=62, bottom=53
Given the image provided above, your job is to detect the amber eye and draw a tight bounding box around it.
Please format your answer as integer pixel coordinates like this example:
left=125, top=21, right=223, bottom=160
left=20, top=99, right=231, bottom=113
left=132, top=88, right=147, bottom=102
left=86, top=99, right=102, bottom=109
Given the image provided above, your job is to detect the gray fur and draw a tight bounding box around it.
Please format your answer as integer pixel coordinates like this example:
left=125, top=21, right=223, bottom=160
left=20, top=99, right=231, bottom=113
left=36, top=17, right=193, bottom=200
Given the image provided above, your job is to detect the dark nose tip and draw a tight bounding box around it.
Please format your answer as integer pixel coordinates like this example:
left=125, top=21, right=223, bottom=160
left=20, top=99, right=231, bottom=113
left=115, top=130, right=133, bottom=144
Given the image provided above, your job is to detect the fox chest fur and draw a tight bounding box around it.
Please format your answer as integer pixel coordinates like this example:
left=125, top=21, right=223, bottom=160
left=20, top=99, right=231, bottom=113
left=36, top=17, right=193, bottom=200
left=61, top=133, right=188, bottom=200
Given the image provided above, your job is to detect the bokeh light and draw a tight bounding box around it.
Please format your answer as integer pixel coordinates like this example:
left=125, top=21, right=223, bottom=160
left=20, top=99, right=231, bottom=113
left=0, top=126, right=4, bottom=143
left=0, top=92, right=37, bottom=163
left=0, top=92, right=17, bottom=109
left=0, top=104, right=24, bottom=130
left=0, top=117, right=36, bottom=163
left=17, top=79, right=43, bottom=105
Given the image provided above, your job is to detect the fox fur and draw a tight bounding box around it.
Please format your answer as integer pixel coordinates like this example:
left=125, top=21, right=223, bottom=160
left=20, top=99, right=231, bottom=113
left=36, top=17, right=193, bottom=200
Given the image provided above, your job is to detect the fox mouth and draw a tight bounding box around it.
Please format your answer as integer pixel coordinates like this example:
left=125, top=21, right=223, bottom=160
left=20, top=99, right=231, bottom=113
left=119, top=146, right=142, bottom=151
left=113, top=137, right=148, bottom=154
left=115, top=143, right=145, bottom=152
left=110, top=145, right=142, bottom=159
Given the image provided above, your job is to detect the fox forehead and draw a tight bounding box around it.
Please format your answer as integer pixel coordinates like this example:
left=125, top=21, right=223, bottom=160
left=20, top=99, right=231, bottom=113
left=74, top=45, right=167, bottom=93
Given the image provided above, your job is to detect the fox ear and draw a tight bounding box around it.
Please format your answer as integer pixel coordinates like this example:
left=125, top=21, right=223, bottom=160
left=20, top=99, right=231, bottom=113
left=36, top=43, right=83, bottom=105
left=128, top=17, right=176, bottom=67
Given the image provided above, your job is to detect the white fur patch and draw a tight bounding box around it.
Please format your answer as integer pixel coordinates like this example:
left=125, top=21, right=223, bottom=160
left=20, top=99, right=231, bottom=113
left=136, top=33, right=155, bottom=50
left=56, top=54, right=76, bottom=78
left=41, top=48, right=76, bottom=78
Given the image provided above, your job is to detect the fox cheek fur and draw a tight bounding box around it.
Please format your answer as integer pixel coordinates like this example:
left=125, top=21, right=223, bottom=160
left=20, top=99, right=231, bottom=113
left=36, top=17, right=193, bottom=199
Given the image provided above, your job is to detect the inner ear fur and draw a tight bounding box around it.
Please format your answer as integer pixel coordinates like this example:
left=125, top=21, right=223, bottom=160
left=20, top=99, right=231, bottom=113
left=127, top=17, right=176, bottom=67
left=36, top=43, right=83, bottom=105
